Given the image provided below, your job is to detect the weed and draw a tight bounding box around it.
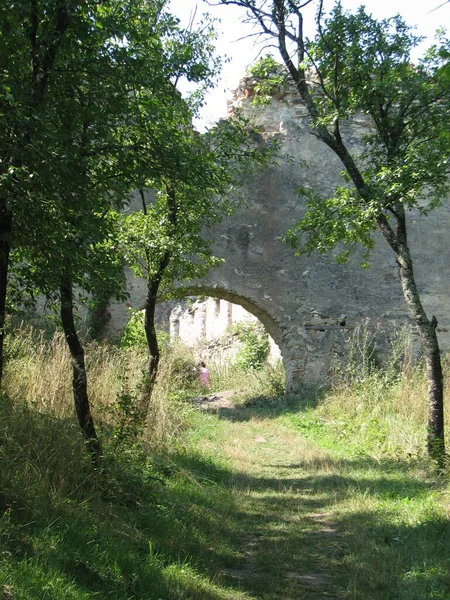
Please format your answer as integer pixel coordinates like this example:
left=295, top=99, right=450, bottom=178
left=105, top=374, right=144, bottom=448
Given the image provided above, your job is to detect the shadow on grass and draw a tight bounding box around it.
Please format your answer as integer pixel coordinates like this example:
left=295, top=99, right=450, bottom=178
left=199, top=386, right=328, bottom=423
left=160, top=447, right=450, bottom=600
left=2, top=398, right=450, bottom=600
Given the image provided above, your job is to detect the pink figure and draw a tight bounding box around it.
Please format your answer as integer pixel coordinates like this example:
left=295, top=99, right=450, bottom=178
left=199, top=361, right=211, bottom=387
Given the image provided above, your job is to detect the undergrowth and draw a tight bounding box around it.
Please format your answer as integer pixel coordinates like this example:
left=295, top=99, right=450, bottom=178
left=282, top=323, right=450, bottom=461
left=1, top=323, right=450, bottom=599
left=0, top=327, right=248, bottom=599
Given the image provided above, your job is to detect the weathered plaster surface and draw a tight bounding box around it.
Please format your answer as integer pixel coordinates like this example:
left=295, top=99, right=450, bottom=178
left=107, top=79, right=450, bottom=393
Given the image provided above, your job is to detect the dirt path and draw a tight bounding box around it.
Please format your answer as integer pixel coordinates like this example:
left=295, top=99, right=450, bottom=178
left=195, top=396, right=348, bottom=599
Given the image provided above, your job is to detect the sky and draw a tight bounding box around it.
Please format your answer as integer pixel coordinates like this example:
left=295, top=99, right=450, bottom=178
left=168, top=0, right=450, bottom=128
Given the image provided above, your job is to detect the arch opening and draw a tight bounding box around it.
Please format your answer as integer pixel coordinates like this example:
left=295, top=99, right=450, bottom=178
left=153, top=286, right=289, bottom=392
left=107, top=283, right=299, bottom=393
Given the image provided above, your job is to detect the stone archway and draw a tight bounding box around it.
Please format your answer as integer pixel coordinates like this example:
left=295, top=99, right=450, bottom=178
left=173, top=285, right=288, bottom=379
left=107, top=280, right=302, bottom=393
left=180, top=285, right=285, bottom=354
left=106, top=83, right=450, bottom=393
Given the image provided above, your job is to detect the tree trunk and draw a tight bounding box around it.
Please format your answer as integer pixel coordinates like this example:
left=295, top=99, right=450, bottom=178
left=390, top=209, right=445, bottom=466
left=138, top=186, right=176, bottom=414
left=144, top=277, right=161, bottom=397
left=0, top=199, right=11, bottom=387
left=137, top=272, right=167, bottom=420
left=60, top=276, right=100, bottom=459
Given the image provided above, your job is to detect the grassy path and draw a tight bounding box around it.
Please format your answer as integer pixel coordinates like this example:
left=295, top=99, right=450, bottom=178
left=181, top=396, right=450, bottom=600
left=3, top=336, right=450, bottom=599
left=2, top=387, right=449, bottom=599
left=216, top=416, right=345, bottom=599
left=188, top=399, right=347, bottom=599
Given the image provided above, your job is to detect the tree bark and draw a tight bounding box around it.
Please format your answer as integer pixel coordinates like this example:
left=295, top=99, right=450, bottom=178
left=389, top=208, right=445, bottom=466
left=139, top=186, right=177, bottom=413
left=60, top=275, right=100, bottom=459
left=144, top=276, right=162, bottom=396
left=138, top=265, right=169, bottom=420
left=0, top=199, right=11, bottom=387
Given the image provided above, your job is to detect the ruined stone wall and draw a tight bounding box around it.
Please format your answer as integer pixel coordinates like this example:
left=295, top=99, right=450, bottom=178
left=107, top=78, right=450, bottom=393
left=166, top=297, right=281, bottom=363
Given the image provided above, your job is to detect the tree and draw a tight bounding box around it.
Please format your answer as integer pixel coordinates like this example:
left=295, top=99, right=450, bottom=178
left=0, top=0, right=227, bottom=449
left=1, top=0, right=121, bottom=454
left=212, top=0, right=450, bottom=465
left=13, top=206, right=124, bottom=457
left=119, top=98, right=275, bottom=403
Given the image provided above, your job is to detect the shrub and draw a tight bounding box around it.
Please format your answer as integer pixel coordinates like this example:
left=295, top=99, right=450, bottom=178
left=121, top=309, right=147, bottom=349
left=234, top=320, right=269, bottom=371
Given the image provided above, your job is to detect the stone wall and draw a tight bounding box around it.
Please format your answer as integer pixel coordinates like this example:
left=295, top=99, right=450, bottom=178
left=107, top=77, right=450, bottom=393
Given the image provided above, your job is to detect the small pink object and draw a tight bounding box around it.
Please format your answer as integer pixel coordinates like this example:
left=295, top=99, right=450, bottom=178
left=199, top=362, right=210, bottom=386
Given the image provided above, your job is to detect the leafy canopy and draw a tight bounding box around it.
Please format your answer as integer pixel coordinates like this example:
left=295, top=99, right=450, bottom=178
left=1, top=0, right=225, bottom=307
left=247, top=5, right=450, bottom=264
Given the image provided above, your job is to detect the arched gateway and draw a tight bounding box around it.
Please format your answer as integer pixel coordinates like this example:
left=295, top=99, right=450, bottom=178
left=106, top=80, right=450, bottom=392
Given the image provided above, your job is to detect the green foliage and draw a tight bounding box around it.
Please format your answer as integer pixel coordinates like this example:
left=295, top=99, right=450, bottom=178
left=0, top=0, right=231, bottom=328
left=119, top=109, right=275, bottom=297
left=284, top=185, right=376, bottom=266
left=105, top=374, right=144, bottom=448
left=119, top=192, right=224, bottom=287
left=438, top=47, right=450, bottom=80
left=120, top=310, right=147, bottom=350
left=285, top=5, right=450, bottom=258
left=234, top=320, right=269, bottom=371
left=247, top=55, right=287, bottom=105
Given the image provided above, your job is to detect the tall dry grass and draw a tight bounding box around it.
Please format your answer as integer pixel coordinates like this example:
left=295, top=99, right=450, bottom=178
left=7, top=320, right=446, bottom=461
left=2, top=326, right=203, bottom=450
left=316, top=323, right=450, bottom=459
left=4, top=328, right=73, bottom=417
left=4, top=327, right=146, bottom=417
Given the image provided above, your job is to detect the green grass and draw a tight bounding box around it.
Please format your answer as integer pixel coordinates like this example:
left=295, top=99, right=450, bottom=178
left=1, top=326, right=450, bottom=599
left=0, top=396, right=246, bottom=599
left=193, top=399, right=450, bottom=600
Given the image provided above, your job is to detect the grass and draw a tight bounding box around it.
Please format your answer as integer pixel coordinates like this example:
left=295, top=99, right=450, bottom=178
left=1, top=324, right=450, bottom=599
left=193, top=402, right=450, bottom=600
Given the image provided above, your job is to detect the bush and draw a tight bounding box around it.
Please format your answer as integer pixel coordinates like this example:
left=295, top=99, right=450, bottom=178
left=121, top=309, right=147, bottom=349
left=234, top=320, right=269, bottom=371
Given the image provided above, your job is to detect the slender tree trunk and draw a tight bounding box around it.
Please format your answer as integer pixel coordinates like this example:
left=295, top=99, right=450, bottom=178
left=137, top=270, right=167, bottom=420
left=140, top=252, right=171, bottom=410
left=389, top=208, right=445, bottom=466
left=144, top=277, right=162, bottom=396
left=60, top=275, right=100, bottom=459
left=138, top=186, right=177, bottom=414
left=0, top=199, right=11, bottom=387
